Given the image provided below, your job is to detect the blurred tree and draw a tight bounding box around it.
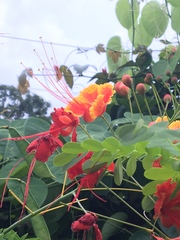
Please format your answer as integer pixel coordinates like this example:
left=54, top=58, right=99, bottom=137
left=0, top=85, right=51, bottom=119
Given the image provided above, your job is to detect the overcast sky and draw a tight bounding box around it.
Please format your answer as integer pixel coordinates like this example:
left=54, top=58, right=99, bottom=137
left=0, top=0, right=129, bottom=110
left=0, top=0, right=172, bottom=111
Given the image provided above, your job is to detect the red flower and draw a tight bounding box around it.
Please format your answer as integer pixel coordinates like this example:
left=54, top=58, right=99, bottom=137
left=26, top=134, right=63, bottom=162
left=152, top=156, right=162, bottom=168
left=71, top=213, right=102, bottom=240
left=67, top=152, right=93, bottom=180
left=50, top=107, right=79, bottom=141
left=67, top=152, right=114, bottom=209
left=154, top=179, right=180, bottom=229
left=151, top=234, right=180, bottom=240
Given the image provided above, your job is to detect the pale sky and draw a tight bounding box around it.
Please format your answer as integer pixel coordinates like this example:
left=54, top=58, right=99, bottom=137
left=0, top=0, right=173, bottom=111
left=0, top=0, right=128, bottom=110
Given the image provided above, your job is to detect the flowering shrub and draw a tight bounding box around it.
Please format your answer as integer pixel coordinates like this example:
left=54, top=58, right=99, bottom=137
left=1, top=1, right=180, bottom=240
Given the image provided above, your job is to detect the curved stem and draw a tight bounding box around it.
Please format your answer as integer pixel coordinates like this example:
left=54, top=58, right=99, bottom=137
left=132, top=89, right=143, bottom=118
left=144, top=96, right=153, bottom=121
left=151, top=85, right=163, bottom=116
left=101, top=115, right=117, bottom=138
left=78, top=123, right=92, bottom=138
left=99, top=181, right=168, bottom=239
left=128, top=95, right=134, bottom=124
left=3, top=189, right=75, bottom=234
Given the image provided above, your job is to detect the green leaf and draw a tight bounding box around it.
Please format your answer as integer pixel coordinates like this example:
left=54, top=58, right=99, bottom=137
left=144, top=167, right=177, bottom=180
left=116, top=0, right=139, bottom=30
left=114, top=158, right=123, bottom=186
left=126, top=153, right=137, bottom=176
left=167, top=0, right=180, bottom=7
left=102, top=137, right=120, bottom=153
left=62, top=142, right=86, bottom=154
left=91, top=150, right=113, bottom=164
left=81, top=139, right=103, bottom=152
left=141, top=195, right=155, bottom=212
left=171, top=7, right=180, bottom=32
left=152, top=59, right=170, bottom=81
left=8, top=179, right=51, bottom=240
left=142, top=180, right=162, bottom=195
left=102, top=212, right=128, bottom=240
left=128, top=230, right=151, bottom=239
left=53, top=152, right=77, bottom=166
left=82, top=160, right=106, bottom=173
left=141, top=1, right=169, bottom=38
left=128, top=21, right=153, bottom=48
left=60, top=65, right=73, bottom=89
left=117, top=124, right=154, bottom=145
left=106, top=36, right=122, bottom=72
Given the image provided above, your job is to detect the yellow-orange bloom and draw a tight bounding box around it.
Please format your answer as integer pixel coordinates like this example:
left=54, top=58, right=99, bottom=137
left=149, top=116, right=180, bottom=130
left=65, top=83, right=114, bottom=122
left=168, top=121, right=180, bottom=130
left=155, top=116, right=168, bottom=122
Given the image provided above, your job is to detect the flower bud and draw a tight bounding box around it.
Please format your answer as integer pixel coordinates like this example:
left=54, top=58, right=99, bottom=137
left=166, top=70, right=171, bottom=77
left=122, top=74, right=133, bottom=88
left=114, top=81, right=130, bottom=97
left=171, top=76, right=178, bottom=85
left=144, top=73, right=153, bottom=85
left=156, top=76, right=162, bottom=81
left=136, top=83, right=146, bottom=96
left=163, top=94, right=172, bottom=103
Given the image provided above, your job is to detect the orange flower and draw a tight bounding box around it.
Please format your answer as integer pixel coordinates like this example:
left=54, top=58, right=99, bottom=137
left=155, top=116, right=168, bottom=122
left=168, top=121, right=180, bottom=130
left=65, top=83, right=114, bottom=122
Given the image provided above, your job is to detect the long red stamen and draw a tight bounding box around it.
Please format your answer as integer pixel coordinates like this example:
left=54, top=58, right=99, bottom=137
left=0, top=130, right=49, bottom=141
left=32, top=41, right=84, bottom=110
left=0, top=157, right=25, bottom=208
left=20, top=157, right=36, bottom=219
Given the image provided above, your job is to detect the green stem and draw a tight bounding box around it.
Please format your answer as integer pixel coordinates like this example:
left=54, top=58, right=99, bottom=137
left=132, top=89, right=143, bottom=119
left=144, top=96, right=153, bottom=121
left=101, top=115, right=117, bottom=138
left=78, top=123, right=92, bottom=138
left=162, top=102, right=169, bottom=118
left=151, top=85, right=163, bottom=116
left=3, top=189, right=75, bottom=234
left=60, top=201, right=152, bottom=233
left=99, top=181, right=167, bottom=238
left=128, top=95, right=134, bottom=124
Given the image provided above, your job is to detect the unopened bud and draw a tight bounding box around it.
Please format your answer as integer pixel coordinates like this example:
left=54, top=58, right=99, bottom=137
left=122, top=74, right=133, bottom=88
left=156, top=76, right=162, bottom=81
left=136, top=83, right=146, bottom=96
left=144, top=73, right=153, bottom=85
left=171, top=76, right=178, bottom=85
left=163, top=94, right=172, bottom=103
left=114, top=81, right=130, bottom=97
left=166, top=70, right=171, bottom=77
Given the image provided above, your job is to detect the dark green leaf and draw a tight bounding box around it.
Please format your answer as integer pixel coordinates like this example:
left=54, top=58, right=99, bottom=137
left=114, top=158, right=123, bottom=186
left=102, top=212, right=128, bottom=240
